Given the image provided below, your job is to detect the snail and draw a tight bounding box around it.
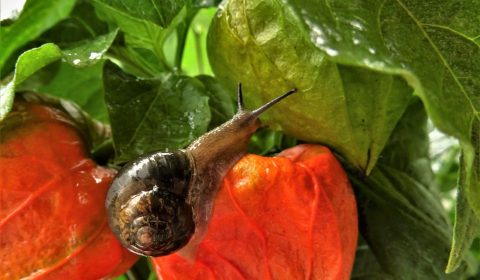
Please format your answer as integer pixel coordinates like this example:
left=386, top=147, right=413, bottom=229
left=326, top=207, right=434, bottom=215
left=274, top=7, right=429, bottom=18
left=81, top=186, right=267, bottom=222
left=106, top=83, right=297, bottom=257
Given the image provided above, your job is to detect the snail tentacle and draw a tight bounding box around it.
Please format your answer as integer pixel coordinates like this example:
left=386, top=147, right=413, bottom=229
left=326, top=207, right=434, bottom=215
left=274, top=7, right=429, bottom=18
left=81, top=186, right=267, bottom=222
left=106, top=85, right=297, bottom=257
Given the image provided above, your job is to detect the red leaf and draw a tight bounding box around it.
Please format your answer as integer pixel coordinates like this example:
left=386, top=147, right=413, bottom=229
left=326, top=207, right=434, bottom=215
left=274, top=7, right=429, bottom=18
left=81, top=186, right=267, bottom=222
left=153, top=144, right=358, bottom=279
left=0, top=101, right=137, bottom=279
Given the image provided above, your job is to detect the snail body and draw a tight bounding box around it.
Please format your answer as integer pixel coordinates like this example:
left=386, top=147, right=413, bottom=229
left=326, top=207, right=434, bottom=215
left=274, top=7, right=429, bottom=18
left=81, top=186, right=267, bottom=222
left=106, top=84, right=296, bottom=257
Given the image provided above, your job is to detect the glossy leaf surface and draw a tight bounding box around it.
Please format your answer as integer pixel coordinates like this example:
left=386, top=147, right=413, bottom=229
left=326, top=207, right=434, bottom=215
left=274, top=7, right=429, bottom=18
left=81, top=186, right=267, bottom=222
left=352, top=100, right=476, bottom=278
left=25, top=62, right=109, bottom=123
left=0, top=99, right=137, bottom=279
left=352, top=165, right=468, bottom=279
left=196, top=75, right=235, bottom=129
left=103, top=62, right=211, bottom=162
left=207, top=0, right=413, bottom=173
left=0, top=0, right=75, bottom=72
left=92, top=0, right=186, bottom=29
left=91, top=0, right=188, bottom=72
left=153, top=144, right=358, bottom=279
left=0, top=29, right=117, bottom=122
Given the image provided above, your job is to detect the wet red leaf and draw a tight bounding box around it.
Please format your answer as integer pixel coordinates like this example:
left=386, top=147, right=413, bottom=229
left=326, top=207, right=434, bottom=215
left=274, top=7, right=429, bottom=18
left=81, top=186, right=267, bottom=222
left=0, top=101, right=138, bottom=279
left=153, top=144, right=358, bottom=280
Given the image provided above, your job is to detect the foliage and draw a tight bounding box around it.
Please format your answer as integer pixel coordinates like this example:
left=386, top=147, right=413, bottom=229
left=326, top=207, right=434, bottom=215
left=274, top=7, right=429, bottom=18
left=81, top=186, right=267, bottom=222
left=0, top=0, right=479, bottom=279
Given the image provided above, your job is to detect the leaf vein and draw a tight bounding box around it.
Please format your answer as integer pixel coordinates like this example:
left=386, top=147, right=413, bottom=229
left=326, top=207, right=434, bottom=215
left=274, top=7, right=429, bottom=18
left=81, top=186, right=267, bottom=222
left=150, top=0, right=165, bottom=25
left=395, top=0, right=479, bottom=119
left=123, top=88, right=162, bottom=152
left=422, top=23, right=480, bottom=46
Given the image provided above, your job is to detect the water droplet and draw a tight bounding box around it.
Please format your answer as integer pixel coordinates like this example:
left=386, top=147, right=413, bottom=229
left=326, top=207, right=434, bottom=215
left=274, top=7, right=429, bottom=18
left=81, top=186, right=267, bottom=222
left=73, top=59, right=81, bottom=65
left=324, top=48, right=339, bottom=56
left=314, top=37, right=325, bottom=45
left=362, top=58, right=386, bottom=69
left=91, top=168, right=109, bottom=184
left=77, top=192, right=89, bottom=204
left=235, top=177, right=250, bottom=189
left=441, top=197, right=453, bottom=211
left=352, top=38, right=360, bottom=45
left=350, top=20, right=365, bottom=31
left=89, top=52, right=102, bottom=60
left=309, top=25, right=326, bottom=45
left=368, top=47, right=376, bottom=54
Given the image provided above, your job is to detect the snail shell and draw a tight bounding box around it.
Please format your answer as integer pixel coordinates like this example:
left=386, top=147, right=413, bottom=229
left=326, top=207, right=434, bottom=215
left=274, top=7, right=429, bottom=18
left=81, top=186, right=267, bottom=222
left=106, top=84, right=296, bottom=257
left=106, top=151, right=195, bottom=256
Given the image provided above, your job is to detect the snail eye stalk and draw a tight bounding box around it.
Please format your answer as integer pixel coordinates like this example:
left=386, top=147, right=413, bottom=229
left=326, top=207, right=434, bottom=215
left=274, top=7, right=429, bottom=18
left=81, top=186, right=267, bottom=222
left=237, top=82, right=245, bottom=111
left=106, top=84, right=297, bottom=257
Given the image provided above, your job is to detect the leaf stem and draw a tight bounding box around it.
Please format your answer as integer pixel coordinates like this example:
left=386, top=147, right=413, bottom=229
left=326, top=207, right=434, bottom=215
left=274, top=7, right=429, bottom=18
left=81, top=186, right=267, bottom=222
left=106, top=48, right=154, bottom=77
left=193, top=25, right=204, bottom=74
left=174, top=8, right=198, bottom=71
left=126, top=270, right=137, bottom=280
left=71, top=16, right=97, bottom=38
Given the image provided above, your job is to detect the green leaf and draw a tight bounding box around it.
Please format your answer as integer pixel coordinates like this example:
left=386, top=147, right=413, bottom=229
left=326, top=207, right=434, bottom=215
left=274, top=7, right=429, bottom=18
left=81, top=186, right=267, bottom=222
left=284, top=0, right=480, bottom=145
left=207, top=0, right=480, bottom=175
left=92, top=0, right=190, bottom=70
left=447, top=152, right=480, bottom=273
left=207, top=0, right=413, bottom=173
left=0, top=0, right=76, bottom=72
left=380, top=99, right=433, bottom=186
left=464, top=120, right=480, bottom=216
left=196, top=75, right=235, bottom=128
left=21, top=62, right=109, bottom=122
left=0, top=44, right=62, bottom=121
left=92, top=0, right=186, bottom=28
left=351, top=239, right=394, bottom=280
left=62, top=31, right=119, bottom=67
left=352, top=164, right=468, bottom=279
left=181, top=8, right=217, bottom=76
left=0, top=30, right=117, bottom=121
left=39, top=1, right=110, bottom=47
left=285, top=0, right=480, bottom=220
left=433, top=143, right=460, bottom=193
left=248, top=128, right=298, bottom=156
left=103, top=61, right=211, bottom=162
left=351, top=100, right=475, bottom=278
left=92, top=0, right=170, bottom=44
left=447, top=120, right=480, bottom=272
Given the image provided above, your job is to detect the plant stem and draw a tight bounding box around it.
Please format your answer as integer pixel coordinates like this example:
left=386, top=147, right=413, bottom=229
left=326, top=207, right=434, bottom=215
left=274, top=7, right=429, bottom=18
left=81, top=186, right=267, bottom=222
left=174, top=9, right=198, bottom=71
left=194, top=25, right=204, bottom=74
left=126, top=270, right=137, bottom=280
left=106, top=51, right=151, bottom=77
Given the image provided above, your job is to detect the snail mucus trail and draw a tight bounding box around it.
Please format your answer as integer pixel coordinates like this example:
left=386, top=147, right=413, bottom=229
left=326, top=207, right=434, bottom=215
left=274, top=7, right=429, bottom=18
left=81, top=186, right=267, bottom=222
left=106, top=84, right=297, bottom=257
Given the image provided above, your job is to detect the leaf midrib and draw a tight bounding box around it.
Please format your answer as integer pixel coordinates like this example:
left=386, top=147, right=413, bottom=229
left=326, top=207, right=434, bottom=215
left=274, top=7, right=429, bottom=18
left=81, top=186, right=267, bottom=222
left=122, top=87, right=162, bottom=152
